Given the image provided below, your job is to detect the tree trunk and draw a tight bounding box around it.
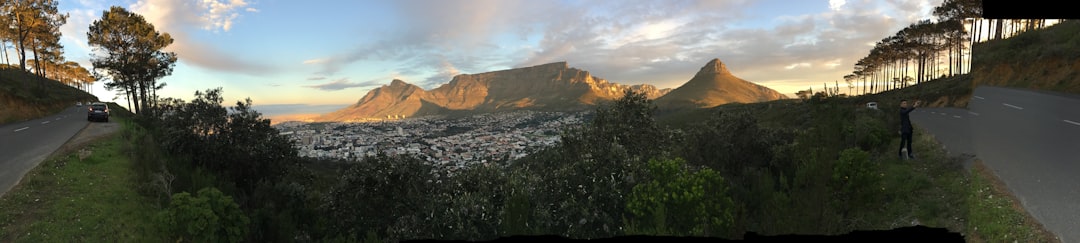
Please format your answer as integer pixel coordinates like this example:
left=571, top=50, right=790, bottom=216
left=1, top=40, right=8, bottom=65
left=994, top=19, right=1003, bottom=40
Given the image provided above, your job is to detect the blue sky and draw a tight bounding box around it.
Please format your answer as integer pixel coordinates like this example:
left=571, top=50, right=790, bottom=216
left=50, top=0, right=943, bottom=113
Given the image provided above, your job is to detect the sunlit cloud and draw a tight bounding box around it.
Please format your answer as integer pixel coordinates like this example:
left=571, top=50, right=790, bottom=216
left=129, top=0, right=276, bottom=75
left=785, top=63, right=812, bottom=70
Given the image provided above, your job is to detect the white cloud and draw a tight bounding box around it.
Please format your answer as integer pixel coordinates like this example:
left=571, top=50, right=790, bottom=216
left=829, top=0, right=846, bottom=11
left=309, top=0, right=942, bottom=96
left=197, top=0, right=251, bottom=32
left=128, top=0, right=274, bottom=75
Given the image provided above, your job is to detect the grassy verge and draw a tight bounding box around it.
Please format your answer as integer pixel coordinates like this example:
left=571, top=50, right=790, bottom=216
left=878, top=128, right=1058, bottom=242
left=0, top=117, right=164, bottom=242
left=868, top=129, right=968, bottom=233
left=966, top=159, right=1060, bottom=243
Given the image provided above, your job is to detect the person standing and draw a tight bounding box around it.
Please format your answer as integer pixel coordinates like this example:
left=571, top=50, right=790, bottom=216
left=899, top=99, right=920, bottom=159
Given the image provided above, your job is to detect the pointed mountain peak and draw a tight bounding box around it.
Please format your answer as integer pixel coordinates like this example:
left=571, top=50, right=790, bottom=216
left=390, top=79, right=408, bottom=86
left=699, top=58, right=731, bottom=75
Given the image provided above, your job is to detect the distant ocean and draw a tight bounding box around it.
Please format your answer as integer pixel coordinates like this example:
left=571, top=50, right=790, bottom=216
left=251, top=104, right=350, bottom=117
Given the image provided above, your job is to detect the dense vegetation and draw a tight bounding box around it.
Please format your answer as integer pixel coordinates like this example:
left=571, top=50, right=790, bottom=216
left=972, top=20, right=1080, bottom=95
left=113, top=84, right=983, bottom=242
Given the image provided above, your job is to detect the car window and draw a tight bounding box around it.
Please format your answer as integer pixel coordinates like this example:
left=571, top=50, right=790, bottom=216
left=92, top=104, right=107, bottom=110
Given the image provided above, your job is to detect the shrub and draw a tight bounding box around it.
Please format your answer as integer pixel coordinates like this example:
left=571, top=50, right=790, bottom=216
left=625, top=158, right=735, bottom=237
left=831, top=148, right=883, bottom=216
left=160, top=187, right=250, bottom=243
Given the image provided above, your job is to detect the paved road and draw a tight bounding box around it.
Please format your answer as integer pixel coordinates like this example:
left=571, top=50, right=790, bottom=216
left=0, top=105, right=91, bottom=197
left=911, top=86, right=1080, bottom=243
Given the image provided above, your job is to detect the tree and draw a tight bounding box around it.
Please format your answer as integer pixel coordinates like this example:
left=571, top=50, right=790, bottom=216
left=87, top=6, right=176, bottom=115
left=2, top=0, right=66, bottom=75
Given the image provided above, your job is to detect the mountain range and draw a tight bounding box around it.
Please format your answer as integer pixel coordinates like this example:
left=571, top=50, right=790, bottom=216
left=317, top=59, right=785, bottom=121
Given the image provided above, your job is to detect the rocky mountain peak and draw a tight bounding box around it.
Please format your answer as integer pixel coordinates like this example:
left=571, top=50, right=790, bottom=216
left=699, top=58, right=731, bottom=75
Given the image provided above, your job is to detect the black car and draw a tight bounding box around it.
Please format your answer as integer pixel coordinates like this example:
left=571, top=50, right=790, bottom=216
left=87, top=103, right=110, bottom=122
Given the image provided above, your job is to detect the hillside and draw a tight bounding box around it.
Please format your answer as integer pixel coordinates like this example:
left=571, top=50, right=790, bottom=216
left=0, top=67, right=98, bottom=124
left=972, top=20, right=1080, bottom=95
left=318, top=62, right=672, bottom=121
left=654, top=58, right=788, bottom=110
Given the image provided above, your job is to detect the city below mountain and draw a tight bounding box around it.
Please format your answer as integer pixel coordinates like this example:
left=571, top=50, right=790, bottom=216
left=317, top=59, right=785, bottom=122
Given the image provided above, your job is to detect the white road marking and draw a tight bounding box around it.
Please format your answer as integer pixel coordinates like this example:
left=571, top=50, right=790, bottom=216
left=953, top=115, right=962, bottom=118
left=55, top=118, right=61, bottom=120
left=974, top=96, right=985, bottom=99
left=968, top=111, right=979, bottom=116
left=14, top=127, right=29, bottom=132
left=1003, top=103, right=1024, bottom=110
left=1065, top=120, right=1080, bottom=126
left=41, top=121, right=50, bottom=124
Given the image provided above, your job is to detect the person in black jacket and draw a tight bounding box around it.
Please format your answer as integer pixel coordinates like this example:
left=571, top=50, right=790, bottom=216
left=899, top=99, right=920, bottom=159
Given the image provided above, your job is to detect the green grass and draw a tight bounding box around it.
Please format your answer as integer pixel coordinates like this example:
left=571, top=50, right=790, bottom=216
left=0, top=117, right=165, bottom=242
left=869, top=127, right=1058, bottom=242
left=868, top=129, right=968, bottom=232
left=966, top=161, right=1059, bottom=243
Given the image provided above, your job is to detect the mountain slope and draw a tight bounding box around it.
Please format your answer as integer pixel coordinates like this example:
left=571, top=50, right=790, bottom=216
left=0, top=67, right=98, bottom=124
left=318, top=62, right=669, bottom=121
left=654, top=58, right=787, bottom=109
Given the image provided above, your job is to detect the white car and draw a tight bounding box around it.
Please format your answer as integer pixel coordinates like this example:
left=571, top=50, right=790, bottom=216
left=76, top=102, right=83, bottom=107
left=866, top=102, right=878, bottom=110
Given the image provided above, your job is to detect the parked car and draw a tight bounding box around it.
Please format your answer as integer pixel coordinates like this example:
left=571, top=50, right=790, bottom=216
left=87, top=103, right=109, bottom=122
left=866, top=102, right=878, bottom=110
left=76, top=102, right=83, bottom=107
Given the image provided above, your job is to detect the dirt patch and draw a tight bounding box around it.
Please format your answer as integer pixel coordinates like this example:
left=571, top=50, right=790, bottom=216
left=47, top=121, right=122, bottom=161
left=971, top=159, right=1061, bottom=243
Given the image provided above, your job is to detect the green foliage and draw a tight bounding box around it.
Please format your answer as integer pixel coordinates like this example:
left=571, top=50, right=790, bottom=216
left=321, top=153, right=438, bottom=242
left=502, top=89, right=672, bottom=238
left=153, top=88, right=298, bottom=193
left=842, top=110, right=891, bottom=152
left=831, top=148, right=883, bottom=212
left=625, top=158, right=735, bottom=237
left=160, top=187, right=250, bottom=243
left=500, top=170, right=538, bottom=236
left=87, top=6, right=177, bottom=115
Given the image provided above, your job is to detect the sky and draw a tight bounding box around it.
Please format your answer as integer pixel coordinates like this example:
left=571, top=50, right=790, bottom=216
left=47, top=0, right=945, bottom=113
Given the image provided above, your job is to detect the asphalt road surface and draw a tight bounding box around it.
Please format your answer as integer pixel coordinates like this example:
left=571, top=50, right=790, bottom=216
left=911, top=86, right=1080, bottom=243
left=0, top=105, right=92, bottom=197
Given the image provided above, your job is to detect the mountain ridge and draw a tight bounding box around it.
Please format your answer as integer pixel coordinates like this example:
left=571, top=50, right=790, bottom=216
left=317, top=59, right=783, bottom=121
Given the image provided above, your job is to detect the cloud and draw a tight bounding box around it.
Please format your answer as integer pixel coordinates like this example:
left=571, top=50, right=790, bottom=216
left=304, top=78, right=383, bottom=91
left=306, top=76, right=327, bottom=81
left=302, top=58, right=326, bottom=65
left=129, top=0, right=275, bottom=75
left=307, top=0, right=940, bottom=95
left=59, top=9, right=98, bottom=54
left=245, top=7, right=259, bottom=13
left=829, top=0, right=846, bottom=11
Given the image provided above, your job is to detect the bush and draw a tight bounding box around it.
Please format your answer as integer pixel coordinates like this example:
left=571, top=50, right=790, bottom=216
left=160, top=187, right=250, bottom=242
left=625, top=158, right=735, bottom=237
left=831, top=148, right=883, bottom=217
